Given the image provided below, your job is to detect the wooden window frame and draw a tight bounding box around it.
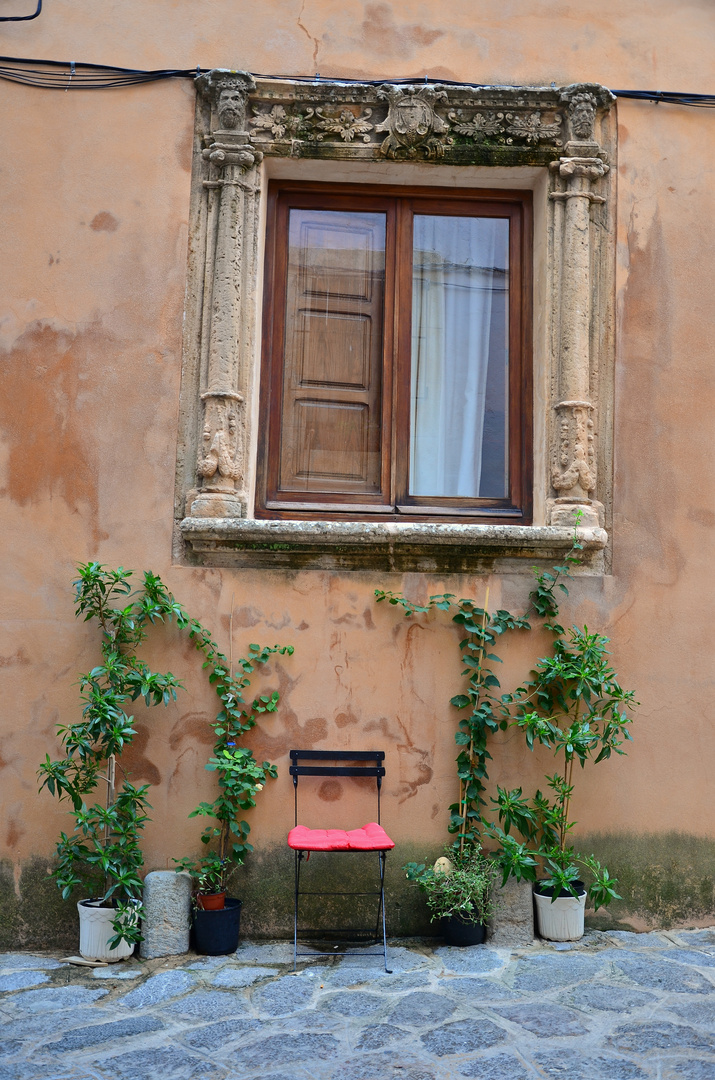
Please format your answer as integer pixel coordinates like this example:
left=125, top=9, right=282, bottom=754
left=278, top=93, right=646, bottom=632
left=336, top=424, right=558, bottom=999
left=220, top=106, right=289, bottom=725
left=257, top=180, right=533, bottom=525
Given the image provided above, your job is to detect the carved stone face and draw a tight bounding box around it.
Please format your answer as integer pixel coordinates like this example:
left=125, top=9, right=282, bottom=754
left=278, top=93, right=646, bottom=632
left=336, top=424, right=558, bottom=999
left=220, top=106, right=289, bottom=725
left=570, top=94, right=596, bottom=140
left=218, top=88, right=243, bottom=130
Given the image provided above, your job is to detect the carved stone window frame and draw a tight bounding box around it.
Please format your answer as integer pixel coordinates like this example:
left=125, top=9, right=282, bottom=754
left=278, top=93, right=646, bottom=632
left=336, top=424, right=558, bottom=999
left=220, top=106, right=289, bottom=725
left=175, top=72, right=616, bottom=573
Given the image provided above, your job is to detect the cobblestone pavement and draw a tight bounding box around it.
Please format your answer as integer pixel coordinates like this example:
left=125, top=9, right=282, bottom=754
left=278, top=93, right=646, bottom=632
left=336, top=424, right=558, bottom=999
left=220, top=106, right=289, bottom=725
left=2, top=929, right=715, bottom=1079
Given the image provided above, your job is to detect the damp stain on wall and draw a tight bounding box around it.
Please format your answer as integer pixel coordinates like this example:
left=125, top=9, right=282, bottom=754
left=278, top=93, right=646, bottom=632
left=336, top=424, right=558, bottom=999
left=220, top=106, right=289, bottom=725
left=0, top=321, right=107, bottom=544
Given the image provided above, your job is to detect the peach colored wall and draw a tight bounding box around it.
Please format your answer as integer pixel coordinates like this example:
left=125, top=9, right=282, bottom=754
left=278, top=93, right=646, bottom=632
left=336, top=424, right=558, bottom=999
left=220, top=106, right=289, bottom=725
left=1, top=1, right=715, bottom=929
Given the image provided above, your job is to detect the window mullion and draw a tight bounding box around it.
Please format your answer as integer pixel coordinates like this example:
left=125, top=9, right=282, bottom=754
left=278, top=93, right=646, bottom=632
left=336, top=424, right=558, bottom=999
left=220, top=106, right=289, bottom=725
left=391, top=199, right=413, bottom=510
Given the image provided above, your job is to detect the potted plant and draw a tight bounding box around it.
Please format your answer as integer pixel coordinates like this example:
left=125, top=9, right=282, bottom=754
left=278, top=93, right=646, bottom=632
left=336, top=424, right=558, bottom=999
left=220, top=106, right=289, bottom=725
left=38, top=564, right=186, bottom=960
left=40, top=563, right=293, bottom=960
left=376, top=517, right=639, bottom=942
left=175, top=635, right=292, bottom=956
left=405, top=846, right=495, bottom=946
left=174, top=852, right=228, bottom=910
left=174, top=850, right=243, bottom=956
left=488, top=625, right=638, bottom=940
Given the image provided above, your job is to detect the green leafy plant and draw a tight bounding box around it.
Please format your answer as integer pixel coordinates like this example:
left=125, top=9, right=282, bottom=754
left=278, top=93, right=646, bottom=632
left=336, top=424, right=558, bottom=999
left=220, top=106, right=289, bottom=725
left=174, top=851, right=227, bottom=896
left=39, top=564, right=186, bottom=948
left=376, top=514, right=638, bottom=914
left=174, top=628, right=293, bottom=900
left=375, top=530, right=582, bottom=856
left=40, top=563, right=294, bottom=948
left=405, top=847, right=495, bottom=925
left=488, top=625, right=637, bottom=907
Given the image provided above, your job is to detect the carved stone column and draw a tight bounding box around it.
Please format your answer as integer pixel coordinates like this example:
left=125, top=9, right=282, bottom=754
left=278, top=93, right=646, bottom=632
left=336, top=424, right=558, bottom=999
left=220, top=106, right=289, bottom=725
left=188, top=71, right=262, bottom=518
left=547, top=84, right=614, bottom=529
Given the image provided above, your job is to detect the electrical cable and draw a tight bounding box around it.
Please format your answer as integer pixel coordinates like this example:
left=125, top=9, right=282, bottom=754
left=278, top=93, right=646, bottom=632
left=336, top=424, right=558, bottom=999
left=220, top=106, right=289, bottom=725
left=0, top=0, right=41, bottom=21
left=0, top=53, right=713, bottom=107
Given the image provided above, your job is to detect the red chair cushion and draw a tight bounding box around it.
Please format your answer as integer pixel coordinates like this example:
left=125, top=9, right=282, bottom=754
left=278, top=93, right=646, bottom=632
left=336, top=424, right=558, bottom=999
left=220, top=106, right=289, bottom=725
left=287, top=821, right=395, bottom=851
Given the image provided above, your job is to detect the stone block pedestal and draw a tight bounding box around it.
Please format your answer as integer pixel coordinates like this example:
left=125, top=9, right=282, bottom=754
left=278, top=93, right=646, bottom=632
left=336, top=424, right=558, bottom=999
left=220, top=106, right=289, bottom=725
left=140, top=871, right=192, bottom=959
left=487, top=876, right=534, bottom=946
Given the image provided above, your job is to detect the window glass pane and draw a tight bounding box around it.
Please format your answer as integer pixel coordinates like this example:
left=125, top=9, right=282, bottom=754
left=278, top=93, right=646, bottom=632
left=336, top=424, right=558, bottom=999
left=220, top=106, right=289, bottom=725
left=279, top=209, right=386, bottom=495
left=410, top=215, right=509, bottom=498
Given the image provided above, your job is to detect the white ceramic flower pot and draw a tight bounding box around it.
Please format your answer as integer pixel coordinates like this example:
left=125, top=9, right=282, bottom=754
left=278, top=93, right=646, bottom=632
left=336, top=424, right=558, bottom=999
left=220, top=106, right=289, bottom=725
left=534, top=886, right=586, bottom=941
left=77, top=899, right=135, bottom=962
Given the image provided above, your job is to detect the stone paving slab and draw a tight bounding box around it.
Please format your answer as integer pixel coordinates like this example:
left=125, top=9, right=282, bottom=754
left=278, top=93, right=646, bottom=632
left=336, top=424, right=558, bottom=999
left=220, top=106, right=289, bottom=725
left=0, top=931, right=715, bottom=1079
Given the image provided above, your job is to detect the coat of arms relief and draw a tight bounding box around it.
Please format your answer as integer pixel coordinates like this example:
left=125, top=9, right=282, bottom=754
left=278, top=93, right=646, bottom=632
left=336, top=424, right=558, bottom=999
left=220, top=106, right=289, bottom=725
left=374, top=85, right=450, bottom=159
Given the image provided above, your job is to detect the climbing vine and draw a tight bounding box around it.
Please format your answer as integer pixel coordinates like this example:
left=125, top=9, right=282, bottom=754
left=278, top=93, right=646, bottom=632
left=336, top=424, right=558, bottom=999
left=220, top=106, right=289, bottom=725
left=376, top=517, right=639, bottom=910
left=375, top=530, right=584, bottom=855
left=39, top=563, right=292, bottom=946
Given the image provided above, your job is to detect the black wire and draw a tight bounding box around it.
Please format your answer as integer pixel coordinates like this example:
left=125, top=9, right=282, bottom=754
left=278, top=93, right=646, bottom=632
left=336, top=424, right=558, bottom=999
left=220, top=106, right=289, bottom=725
left=0, top=0, right=41, bottom=21
left=610, top=88, right=715, bottom=108
left=0, top=54, right=713, bottom=107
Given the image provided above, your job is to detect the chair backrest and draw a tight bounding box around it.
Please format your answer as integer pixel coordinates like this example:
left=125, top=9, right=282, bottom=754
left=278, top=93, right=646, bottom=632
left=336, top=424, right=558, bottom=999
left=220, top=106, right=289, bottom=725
left=289, top=749, right=386, bottom=826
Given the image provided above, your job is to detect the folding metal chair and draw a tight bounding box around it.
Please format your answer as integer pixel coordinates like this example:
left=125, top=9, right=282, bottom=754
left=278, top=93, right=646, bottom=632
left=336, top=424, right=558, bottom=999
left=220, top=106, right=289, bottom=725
left=288, top=749, right=394, bottom=972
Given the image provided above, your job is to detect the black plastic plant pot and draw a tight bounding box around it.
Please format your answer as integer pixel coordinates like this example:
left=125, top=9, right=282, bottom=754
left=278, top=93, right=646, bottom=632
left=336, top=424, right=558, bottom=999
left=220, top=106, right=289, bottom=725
left=442, top=915, right=487, bottom=947
left=192, top=897, right=242, bottom=955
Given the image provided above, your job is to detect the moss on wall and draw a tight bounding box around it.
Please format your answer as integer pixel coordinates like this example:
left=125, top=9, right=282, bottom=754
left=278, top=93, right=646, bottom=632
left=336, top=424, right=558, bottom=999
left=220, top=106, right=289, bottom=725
left=580, top=832, right=715, bottom=930
left=0, top=857, right=102, bottom=951
left=7, top=832, right=715, bottom=947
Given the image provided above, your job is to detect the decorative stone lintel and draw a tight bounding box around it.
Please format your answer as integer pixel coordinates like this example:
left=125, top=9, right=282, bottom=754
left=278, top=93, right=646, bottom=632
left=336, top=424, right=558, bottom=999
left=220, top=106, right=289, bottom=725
left=180, top=518, right=608, bottom=573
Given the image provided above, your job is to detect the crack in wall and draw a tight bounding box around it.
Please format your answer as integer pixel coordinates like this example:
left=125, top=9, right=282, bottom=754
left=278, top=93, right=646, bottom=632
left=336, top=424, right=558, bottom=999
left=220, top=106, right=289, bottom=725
left=297, top=0, right=320, bottom=70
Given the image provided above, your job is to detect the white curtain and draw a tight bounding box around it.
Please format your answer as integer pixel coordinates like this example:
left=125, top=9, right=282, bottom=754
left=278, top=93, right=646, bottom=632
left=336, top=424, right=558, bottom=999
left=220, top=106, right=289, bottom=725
left=410, top=215, right=508, bottom=498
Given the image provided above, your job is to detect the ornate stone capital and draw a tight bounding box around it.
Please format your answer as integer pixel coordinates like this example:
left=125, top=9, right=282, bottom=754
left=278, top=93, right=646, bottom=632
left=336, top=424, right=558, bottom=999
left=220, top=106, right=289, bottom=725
left=201, top=140, right=262, bottom=173
left=197, top=70, right=262, bottom=189
left=559, top=82, right=615, bottom=146
left=551, top=156, right=609, bottom=182
left=196, top=69, right=256, bottom=129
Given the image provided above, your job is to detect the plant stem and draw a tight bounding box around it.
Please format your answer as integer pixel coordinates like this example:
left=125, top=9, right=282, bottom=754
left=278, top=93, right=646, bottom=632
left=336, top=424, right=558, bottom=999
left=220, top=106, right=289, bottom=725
left=104, top=753, right=116, bottom=895
left=460, top=587, right=489, bottom=857
left=560, top=697, right=579, bottom=849
left=229, top=592, right=234, bottom=678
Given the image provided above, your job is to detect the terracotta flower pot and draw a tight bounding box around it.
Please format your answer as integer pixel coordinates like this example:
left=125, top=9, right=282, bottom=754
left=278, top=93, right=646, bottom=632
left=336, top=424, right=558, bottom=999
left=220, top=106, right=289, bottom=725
left=197, top=891, right=226, bottom=911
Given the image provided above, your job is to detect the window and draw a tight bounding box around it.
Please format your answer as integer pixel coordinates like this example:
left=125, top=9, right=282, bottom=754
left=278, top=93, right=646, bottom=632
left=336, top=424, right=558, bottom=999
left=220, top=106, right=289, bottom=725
left=179, top=74, right=615, bottom=570
left=257, top=182, right=532, bottom=524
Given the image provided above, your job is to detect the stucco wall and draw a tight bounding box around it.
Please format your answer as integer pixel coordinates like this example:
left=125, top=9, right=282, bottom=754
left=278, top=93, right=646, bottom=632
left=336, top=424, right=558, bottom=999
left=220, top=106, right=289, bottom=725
left=1, top=0, right=714, bottom=944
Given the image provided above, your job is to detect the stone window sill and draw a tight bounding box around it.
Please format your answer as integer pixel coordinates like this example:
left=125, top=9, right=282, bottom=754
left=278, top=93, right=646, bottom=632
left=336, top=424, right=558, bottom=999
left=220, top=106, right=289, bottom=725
left=180, top=517, right=608, bottom=573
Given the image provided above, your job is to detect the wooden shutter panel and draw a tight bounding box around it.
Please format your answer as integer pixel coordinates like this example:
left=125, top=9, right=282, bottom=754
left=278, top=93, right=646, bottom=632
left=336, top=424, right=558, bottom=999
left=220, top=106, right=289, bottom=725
left=276, top=207, right=387, bottom=500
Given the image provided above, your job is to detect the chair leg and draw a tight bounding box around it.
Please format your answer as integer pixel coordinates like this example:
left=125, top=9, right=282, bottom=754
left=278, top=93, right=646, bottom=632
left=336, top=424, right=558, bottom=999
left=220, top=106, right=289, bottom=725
left=373, top=850, right=383, bottom=944
left=379, top=850, right=391, bottom=973
left=293, top=849, right=302, bottom=971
